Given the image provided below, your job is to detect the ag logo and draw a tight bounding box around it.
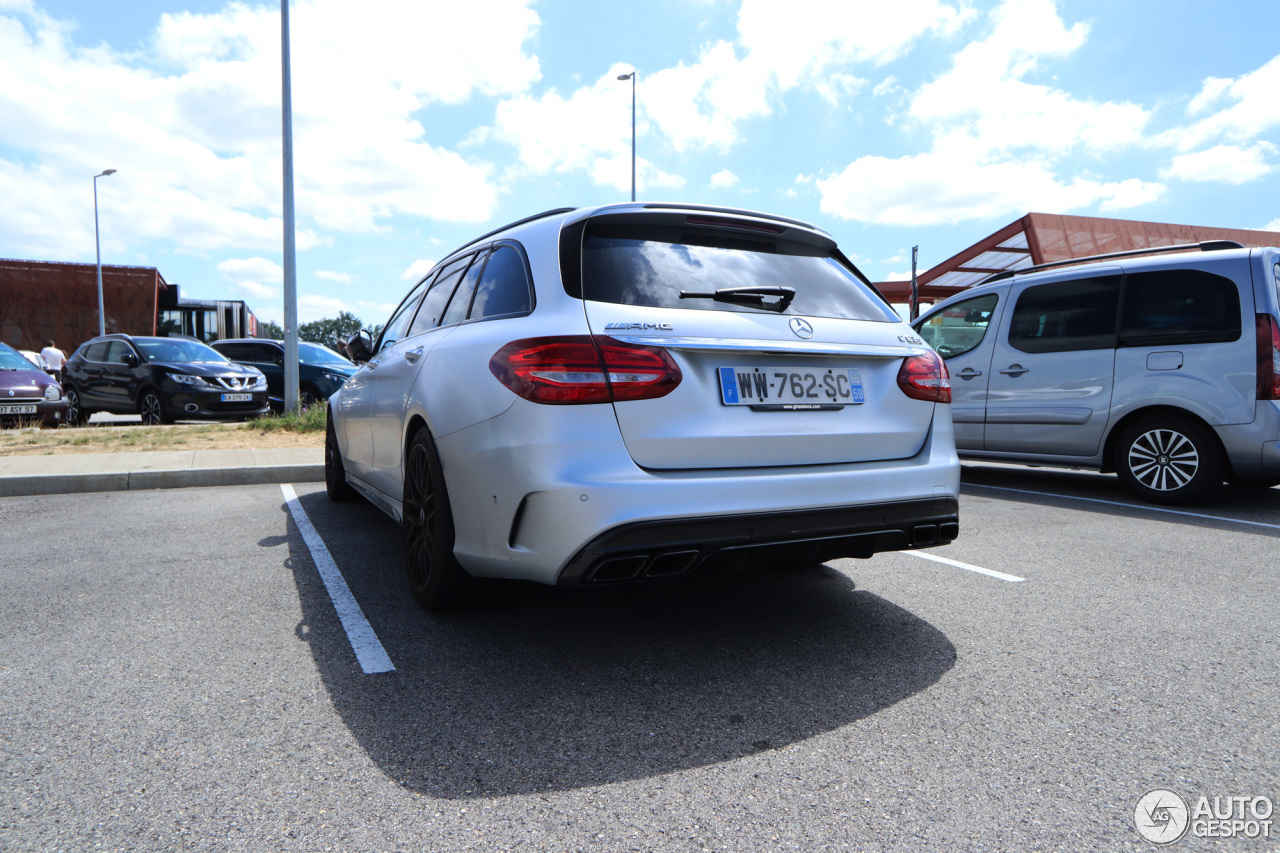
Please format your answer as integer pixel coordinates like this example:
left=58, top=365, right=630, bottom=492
left=788, top=317, right=814, bottom=340
left=1134, top=789, right=1190, bottom=844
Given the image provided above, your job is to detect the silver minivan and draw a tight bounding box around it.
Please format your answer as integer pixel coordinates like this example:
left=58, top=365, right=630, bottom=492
left=914, top=242, right=1280, bottom=504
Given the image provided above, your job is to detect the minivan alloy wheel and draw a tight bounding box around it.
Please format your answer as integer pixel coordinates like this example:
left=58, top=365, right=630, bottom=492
left=1114, top=415, right=1223, bottom=504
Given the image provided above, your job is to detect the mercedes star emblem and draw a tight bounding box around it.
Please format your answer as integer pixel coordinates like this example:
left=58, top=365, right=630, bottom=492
left=789, top=317, right=814, bottom=339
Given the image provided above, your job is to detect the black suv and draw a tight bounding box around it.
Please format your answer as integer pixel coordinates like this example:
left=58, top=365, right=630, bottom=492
left=63, top=334, right=269, bottom=425
left=210, top=338, right=355, bottom=410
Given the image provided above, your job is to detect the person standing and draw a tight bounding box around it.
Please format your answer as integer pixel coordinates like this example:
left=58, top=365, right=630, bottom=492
left=39, top=339, right=66, bottom=383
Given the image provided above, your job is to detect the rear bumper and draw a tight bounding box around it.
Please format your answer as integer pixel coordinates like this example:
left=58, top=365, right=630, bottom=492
left=437, top=400, right=960, bottom=585
left=557, top=498, right=959, bottom=585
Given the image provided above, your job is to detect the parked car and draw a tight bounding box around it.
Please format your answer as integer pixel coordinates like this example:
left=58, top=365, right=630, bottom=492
left=62, top=334, right=269, bottom=426
left=914, top=241, right=1280, bottom=504
left=0, top=342, right=68, bottom=428
left=325, top=203, right=960, bottom=610
left=209, top=338, right=356, bottom=410
left=18, top=349, right=42, bottom=369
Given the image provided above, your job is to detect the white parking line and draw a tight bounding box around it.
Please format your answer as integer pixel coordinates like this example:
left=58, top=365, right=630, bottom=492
left=281, top=484, right=395, bottom=674
left=904, top=550, right=1026, bottom=582
left=966, top=483, right=1280, bottom=531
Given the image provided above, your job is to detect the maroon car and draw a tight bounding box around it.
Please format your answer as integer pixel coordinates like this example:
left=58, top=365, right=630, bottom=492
left=0, top=343, right=70, bottom=428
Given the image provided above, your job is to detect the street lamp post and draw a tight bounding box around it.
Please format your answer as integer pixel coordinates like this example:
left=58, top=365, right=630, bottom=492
left=93, top=169, right=117, bottom=337
left=617, top=71, right=636, bottom=202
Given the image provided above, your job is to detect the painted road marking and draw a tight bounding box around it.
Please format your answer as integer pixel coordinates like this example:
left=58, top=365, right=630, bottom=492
left=904, top=550, right=1026, bottom=582
left=966, top=483, right=1280, bottom=531
left=281, top=484, right=395, bottom=674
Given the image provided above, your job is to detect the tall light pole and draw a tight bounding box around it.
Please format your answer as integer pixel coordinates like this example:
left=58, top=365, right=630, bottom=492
left=280, top=0, right=299, bottom=413
left=93, top=169, right=117, bottom=337
left=617, top=71, right=636, bottom=202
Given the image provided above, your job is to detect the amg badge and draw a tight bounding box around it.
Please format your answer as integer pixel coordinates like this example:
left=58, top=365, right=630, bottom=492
left=603, top=322, right=674, bottom=331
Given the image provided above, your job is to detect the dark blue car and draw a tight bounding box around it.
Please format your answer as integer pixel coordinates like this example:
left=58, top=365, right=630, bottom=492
left=210, top=338, right=356, bottom=409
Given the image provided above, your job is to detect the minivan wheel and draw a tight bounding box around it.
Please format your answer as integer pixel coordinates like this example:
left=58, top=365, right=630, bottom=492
left=324, top=412, right=356, bottom=502
left=402, top=427, right=473, bottom=611
left=138, top=389, right=173, bottom=426
left=1113, top=416, right=1223, bottom=505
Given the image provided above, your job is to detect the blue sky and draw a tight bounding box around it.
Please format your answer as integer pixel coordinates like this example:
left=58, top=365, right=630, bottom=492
left=4, top=0, right=1280, bottom=328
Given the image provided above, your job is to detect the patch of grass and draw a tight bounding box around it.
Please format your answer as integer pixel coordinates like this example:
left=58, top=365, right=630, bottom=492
left=252, top=403, right=326, bottom=434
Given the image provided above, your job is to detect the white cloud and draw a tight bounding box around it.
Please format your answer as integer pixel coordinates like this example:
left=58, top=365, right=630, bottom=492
left=818, top=146, right=1164, bottom=226
left=0, top=0, right=539, bottom=260
left=710, top=169, right=739, bottom=189
left=1168, top=54, right=1280, bottom=152
left=818, top=0, right=1158, bottom=226
left=218, top=256, right=283, bottom=300
left=316, top=270, right=354, bottom=283
left=1161, top=143, right=1276, bottom=185
left=401, top=259, right=436, bottom=281
left=1187, top=76, right=1234, bottom=116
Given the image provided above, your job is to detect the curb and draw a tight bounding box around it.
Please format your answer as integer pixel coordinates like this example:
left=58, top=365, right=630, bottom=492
left=0, top=464, right=324, bottom=498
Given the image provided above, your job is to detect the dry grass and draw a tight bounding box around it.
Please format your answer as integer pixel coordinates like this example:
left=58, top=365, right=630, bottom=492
left=0, top=410, right=325, bottom=457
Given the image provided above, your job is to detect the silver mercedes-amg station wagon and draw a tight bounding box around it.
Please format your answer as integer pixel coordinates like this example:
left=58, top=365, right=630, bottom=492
left=326, top=203, right=960, bottom=610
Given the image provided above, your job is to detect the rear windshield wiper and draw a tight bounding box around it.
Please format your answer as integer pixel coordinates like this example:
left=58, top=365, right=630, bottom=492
left=678, top=285, right=796, bottom=312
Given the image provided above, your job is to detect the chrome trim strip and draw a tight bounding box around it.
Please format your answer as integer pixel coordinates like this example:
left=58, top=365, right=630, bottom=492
left=607, top=335, right=930, bottom=358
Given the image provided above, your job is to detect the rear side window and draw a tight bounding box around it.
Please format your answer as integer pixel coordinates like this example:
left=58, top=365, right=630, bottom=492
left=1009, top=275, right=1120, bottom=354
left=579, top=223, right=897, bottom=321
left=1120, top=269, right=1241, bottom=347
left=916, top=293, right=999, bottom=359
left=470, top=245, right=533, bottom=319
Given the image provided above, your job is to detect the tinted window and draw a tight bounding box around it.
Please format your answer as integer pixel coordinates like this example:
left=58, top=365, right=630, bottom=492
left=916, top=293, right=999, bottom=359
left=1120, top=269, right=1241, bottom=346
left=471, top=244, right=533, bottom=319
left=580, top=223, right=897, bottom=321
left=378, top=280, right=429, bottom=351
left=408, top=255, right=472, bottom=336
left=298, top=342, right=351, bottom=367
left=215, top=342, right=254, bottom=361
left=1008, top=275, right=1120, bottom=354
left=441, top=250, right=488, bottom=327
left=250, top=343, right=282, bottom=363
left=135, top=338, right=229, bottom=363
left=105, top=341, right=136, bottom=365
left=83, top=342, right=109, bottom=362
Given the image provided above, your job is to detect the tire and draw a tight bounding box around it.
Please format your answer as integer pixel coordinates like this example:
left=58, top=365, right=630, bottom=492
left=64, top=386, right=90, bottom=426
left=1113, top=415, right=1223, bottom=505
left=300, top=385, right=320, bottom=409
left=402, top=426, right=473, bottom=611
left=324, top=411, right=356, bottom=502
left=138, top=388, right=173, bottom=426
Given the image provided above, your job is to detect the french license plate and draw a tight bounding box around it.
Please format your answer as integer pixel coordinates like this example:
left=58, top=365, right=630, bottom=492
left=0, top=404, right=38, bottom=415
left=221, top=393, right=253, bottom=402
left=718, top=366, right=865, bottom=408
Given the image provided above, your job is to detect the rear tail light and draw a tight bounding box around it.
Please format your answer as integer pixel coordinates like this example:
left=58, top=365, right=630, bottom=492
left=897, top=351, right=951, bottom=403
left=1258, top=314, right=1280, bottom=400
left=490, top=336, right=682, bottom=404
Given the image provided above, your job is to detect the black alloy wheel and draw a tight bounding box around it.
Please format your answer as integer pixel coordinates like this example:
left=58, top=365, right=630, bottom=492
left=65, top=387, right=88, bottom=426
left=1113, top=415, right=1223, bottom=505
left=300, top=385, right=319, bottom=409
left=138, top=389, right=173, bottom=426
left=324, top=411, right=356, bottom=501
left=402, top=427, right=473, bottom=611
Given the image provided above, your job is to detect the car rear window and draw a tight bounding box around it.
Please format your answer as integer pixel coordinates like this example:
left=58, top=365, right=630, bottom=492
left=579, top=223, right=897, bottom=322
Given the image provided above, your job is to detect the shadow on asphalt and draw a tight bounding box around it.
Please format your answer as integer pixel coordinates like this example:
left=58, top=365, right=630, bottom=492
left=278, top=489, right=956, bottom=799
left=960, top=463, right=1280, bottom=536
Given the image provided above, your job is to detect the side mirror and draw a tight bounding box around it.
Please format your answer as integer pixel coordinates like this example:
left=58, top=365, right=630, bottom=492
left=123, top=352, right=139, bottom=368
left=345, top=329, right=374, bottom=365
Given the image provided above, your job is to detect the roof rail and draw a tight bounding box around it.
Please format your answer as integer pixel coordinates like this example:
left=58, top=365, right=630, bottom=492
left=443, top=208, right=578, bottom=260
left=980, top=239, right=1246, bottom=284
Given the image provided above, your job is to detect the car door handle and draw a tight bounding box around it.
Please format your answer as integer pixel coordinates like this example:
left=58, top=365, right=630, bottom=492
left=999, top=364, right=1029, bottom=377
left=403, top=347, right=424, bottom=364
left=957, top=368, right=983, bottom=380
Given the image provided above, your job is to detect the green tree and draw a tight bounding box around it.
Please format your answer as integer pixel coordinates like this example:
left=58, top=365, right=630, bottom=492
left=298, top=311, right=366, bottom=351
left=257, top=319, right=285, bottom=339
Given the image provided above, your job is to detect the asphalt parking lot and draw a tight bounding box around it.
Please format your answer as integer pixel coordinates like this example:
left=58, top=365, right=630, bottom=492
left=2, top=465, right=1277, bottom=852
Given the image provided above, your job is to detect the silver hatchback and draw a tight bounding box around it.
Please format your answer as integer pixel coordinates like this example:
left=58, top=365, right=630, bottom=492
left=915, top=242, right=1280, bottom=504
left=326, top=203, right=960, bottom=609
